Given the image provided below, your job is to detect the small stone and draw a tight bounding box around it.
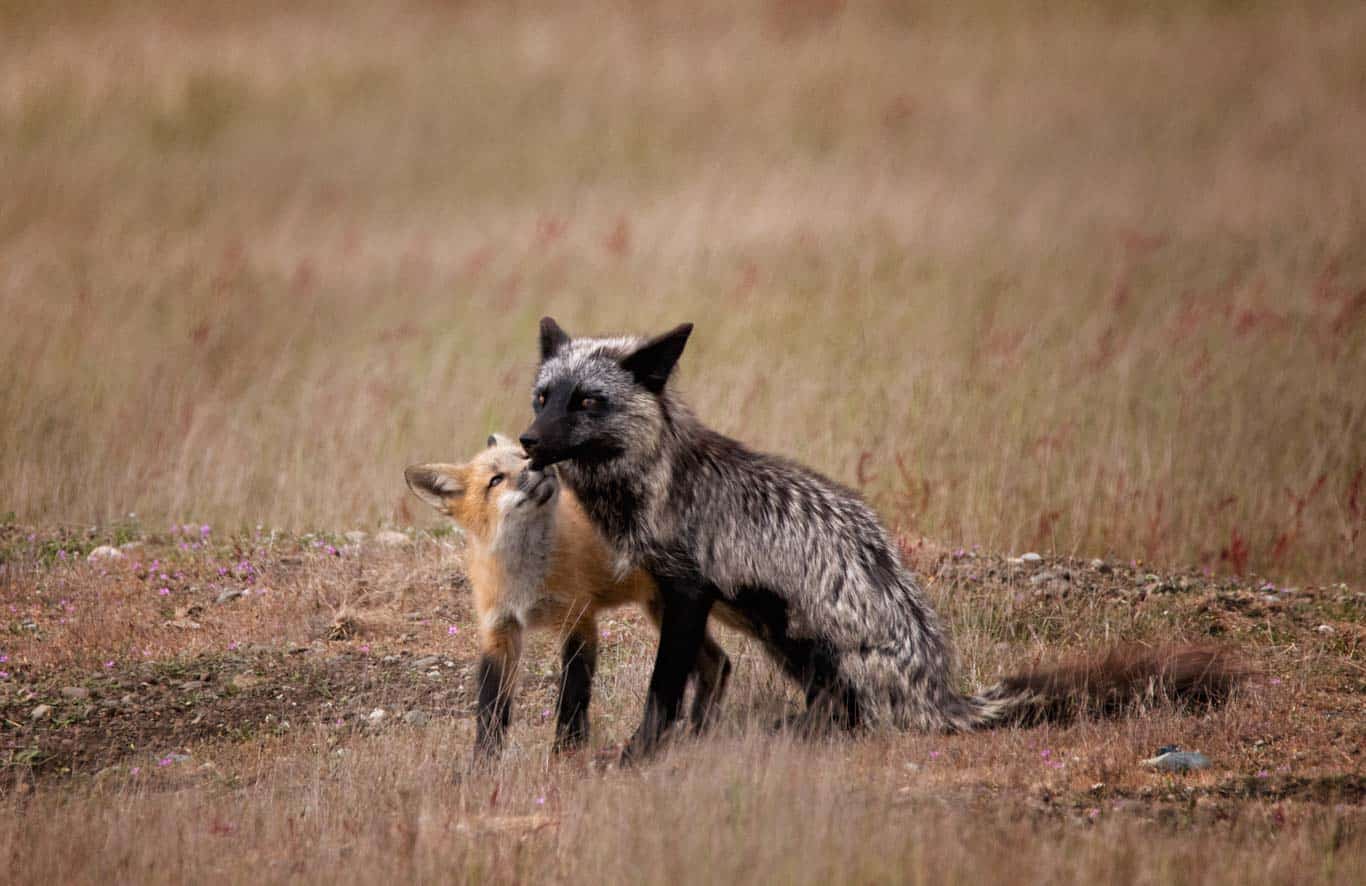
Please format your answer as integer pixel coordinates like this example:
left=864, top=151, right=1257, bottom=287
left=120, top=693, right=136, bottom=706
left=60, top=686, right=91, bottom=700
left=119, top=541, right=145, bottom=552
left=1090, top=558, right=1112, bottom=573
left=87, top=545, right=125, bottom=562
left=1316, top=624, right=1335, bottom=635
left=382, top=655, right=402, bottom=664
left=231, top=674, right=261, bottom=690
left=30, top=704, right=52, bottom=720
left=1142, top=749, right=1211, bottom=772
left=344, top=530, right=368, bottom=544
left=215, top=589, right=244, bottom=605
left=1020, top=552, right=1043, bottom=565
left=368, top=707, right=387, bottom=722
left=180, top=681, right=205, bottom=692
left=411, top=656, right=441, bottom=669
left=404, top=710, right=430, bottom=727
left=1029, top=571, right=1055, bottom=586
left=374, top=530, right=410, bottom=547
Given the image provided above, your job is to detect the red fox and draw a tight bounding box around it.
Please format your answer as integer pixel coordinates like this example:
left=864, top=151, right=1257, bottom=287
left=405, top=435, right=731, bottom=759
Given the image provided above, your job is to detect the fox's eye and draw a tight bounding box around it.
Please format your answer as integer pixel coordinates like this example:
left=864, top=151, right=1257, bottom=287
left=488, top=474, right=504, bottom=489
left=580, top=396, right=602, bottom=410
left=534, top=392, right=546, bottom=410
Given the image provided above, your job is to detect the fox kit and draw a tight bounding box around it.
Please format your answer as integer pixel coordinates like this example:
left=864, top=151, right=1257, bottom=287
left=405, top=435, right=731, bottom=759
left=519, top=318, right=1238, bottom=761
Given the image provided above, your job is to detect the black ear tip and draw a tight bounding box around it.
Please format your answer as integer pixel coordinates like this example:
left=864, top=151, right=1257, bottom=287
left=486, top=434, right=498, bottom=448
left=540, top=316, right=561, bottom=332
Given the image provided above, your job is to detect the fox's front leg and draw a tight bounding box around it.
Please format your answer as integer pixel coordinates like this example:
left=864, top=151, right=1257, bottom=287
left=474, top=619, right=523, bottom=761
left=553, top=616, right=598, bottom=752
left=623, top=577, right=715, bottom=763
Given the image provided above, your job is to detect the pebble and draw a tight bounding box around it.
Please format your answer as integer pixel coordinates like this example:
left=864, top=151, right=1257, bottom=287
left=180, top=681, right=205, bottom=692
left=1316, top=624, right=1336, bottom=635
left=87, top=545, right=125, bottom=562
left=368, top=707, right=387, bottom=723
left=30, top=704, right=52, bottom=720
left=374, top=530, right=410, bottom=547
left=411, top=656, right=441, bottom=669
left=1143, top=747, right=1211, bottom=772
left=60, top=686, right=91, bottom=700
left=344, top=530, right=368, bottom=544
left=1090, top=558, right=1112, bottom=573
left=215, top=589, right=244, bottom=605
left=231, top=674, right=261, bottom=690
left=403, top=710, right=430, bottom=727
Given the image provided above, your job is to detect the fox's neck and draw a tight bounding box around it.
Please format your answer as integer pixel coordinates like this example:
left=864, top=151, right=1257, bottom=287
left=559, top=393, right=699, bottom=572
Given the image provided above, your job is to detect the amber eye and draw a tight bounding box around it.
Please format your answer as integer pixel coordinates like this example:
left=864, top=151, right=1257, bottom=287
left=580, top=396, right=602, bottom=410
left=488, top=474, right=504, bottom=489
left=534, top=392, right=547, bottom=409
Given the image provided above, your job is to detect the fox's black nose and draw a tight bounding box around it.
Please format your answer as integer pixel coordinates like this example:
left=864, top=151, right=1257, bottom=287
left=518, top=434, right=539, bottom=453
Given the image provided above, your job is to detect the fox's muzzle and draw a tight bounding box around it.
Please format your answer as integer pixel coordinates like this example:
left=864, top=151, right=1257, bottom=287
left=518, top=466, right=558, bottom=506
left=519, top=419, right=569, bottom=470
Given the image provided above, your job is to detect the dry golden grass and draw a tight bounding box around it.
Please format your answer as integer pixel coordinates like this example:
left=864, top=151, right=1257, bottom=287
left=1, top=0, right=1362, bottom=582
left=2, top=2, right=1364, bottom=883
left=1, top=535, right=1362, bottom=884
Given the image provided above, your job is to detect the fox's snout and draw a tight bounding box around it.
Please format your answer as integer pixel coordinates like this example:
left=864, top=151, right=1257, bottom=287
left=516, top=466, right=558, bottom=507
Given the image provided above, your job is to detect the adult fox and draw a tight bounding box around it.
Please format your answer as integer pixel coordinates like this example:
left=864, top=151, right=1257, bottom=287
left=406, top=435, right=731, bottom=760
left=519, top=318, right=1238, bottom=761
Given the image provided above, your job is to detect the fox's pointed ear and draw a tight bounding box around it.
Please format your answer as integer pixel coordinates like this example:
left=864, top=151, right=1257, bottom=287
left=404, top=463, right=465, bottom=511
left=620, top=323, right=693, bottom=394
left=487, top=432, right=516, bottom=449
left=539, top=316, right=570, bottom=363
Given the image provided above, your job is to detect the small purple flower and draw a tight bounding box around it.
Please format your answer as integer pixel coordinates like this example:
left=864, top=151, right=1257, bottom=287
left=158, top=756, right=174, bottom=767
left=928, top=750, right=941, bottom=760
left=159, top=587, right=170, bottom=596
left=104, top=660, right=115, bottom=669
left=58, top=550, right=67, bottom=560
left=130, top=766, right=141, bottom=776
left=1269, top=677, right=1283, bottom=686
left=0, top=653, right=8, bottom=664
left=1257, top=770, right=1269, bottom=778
left=447, top=625, right=459, bottom=636
left=200, top=524, right=211, bottom=537
left=535, top=796, right=546, bottom=806
left=0, top=671, right=9, bottom=680
left=359, top=644, right=370, bottom=653
left=228, top=641, right=240, bottom=651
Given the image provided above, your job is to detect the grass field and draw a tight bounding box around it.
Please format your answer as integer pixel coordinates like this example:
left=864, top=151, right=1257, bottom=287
left=1, top=1, right=1363, bottom=883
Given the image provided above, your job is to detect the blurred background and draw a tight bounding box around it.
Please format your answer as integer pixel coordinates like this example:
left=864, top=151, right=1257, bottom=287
left=2, top=0, right=1362, bottom=582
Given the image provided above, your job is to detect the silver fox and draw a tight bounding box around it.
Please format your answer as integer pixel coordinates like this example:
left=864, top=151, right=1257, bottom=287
left=519, top=317, right=1237, bottom=760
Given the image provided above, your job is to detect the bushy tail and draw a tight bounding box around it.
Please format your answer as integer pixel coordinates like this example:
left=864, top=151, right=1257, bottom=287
left=961, top=645, right=1243, bottom=730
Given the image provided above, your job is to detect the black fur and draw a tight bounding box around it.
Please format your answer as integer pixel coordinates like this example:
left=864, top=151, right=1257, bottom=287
left=474, top=654, right=512, bottom=759
left=554, top=633, right=596, bottom=751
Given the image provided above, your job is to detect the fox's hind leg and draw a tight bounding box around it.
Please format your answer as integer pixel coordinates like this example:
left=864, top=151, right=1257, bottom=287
left=554, top=616, right=598, bottom=752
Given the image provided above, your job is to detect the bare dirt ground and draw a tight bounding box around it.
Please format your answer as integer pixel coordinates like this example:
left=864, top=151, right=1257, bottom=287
left=2, top=526, right=1360, bottom=871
